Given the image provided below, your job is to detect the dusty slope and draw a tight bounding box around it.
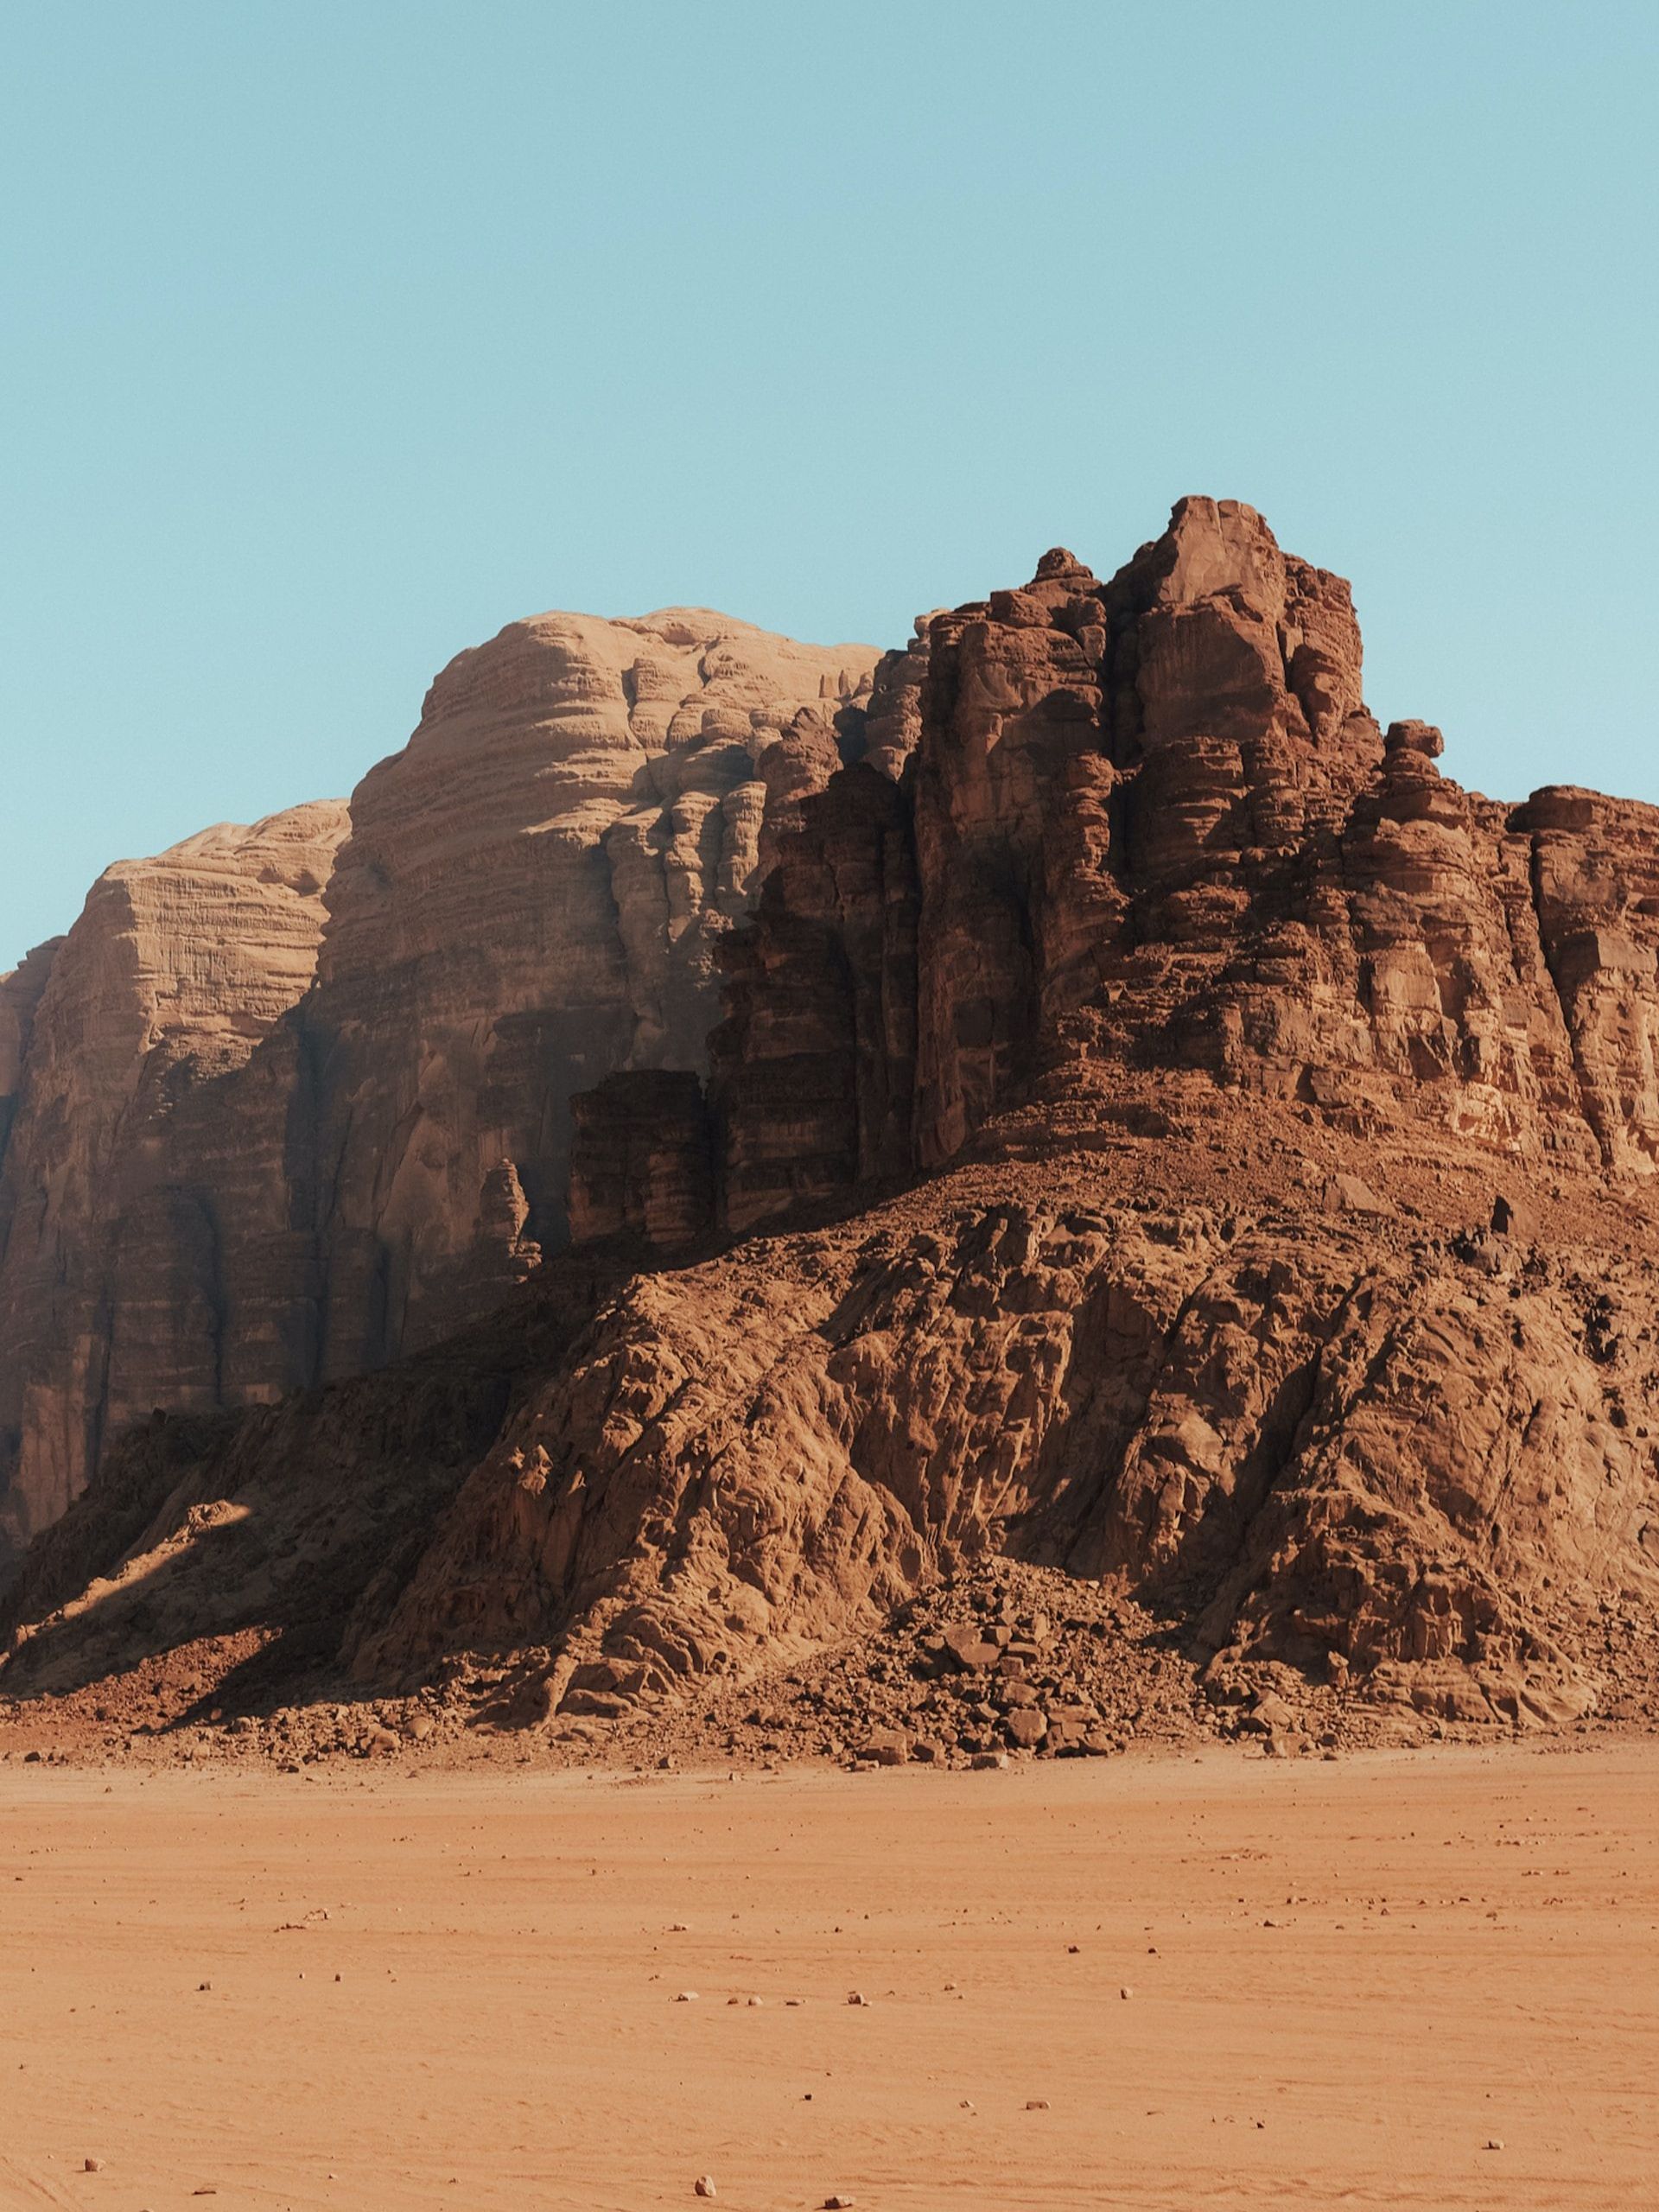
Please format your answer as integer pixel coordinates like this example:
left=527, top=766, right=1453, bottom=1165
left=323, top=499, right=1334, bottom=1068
left=2, top=1744, right=1655, bottom=2211
left=6, top=1109, right=1659, bottom=1768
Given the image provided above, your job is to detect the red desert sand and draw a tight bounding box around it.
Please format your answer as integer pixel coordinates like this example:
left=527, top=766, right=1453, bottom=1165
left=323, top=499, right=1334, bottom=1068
left=3, top=1740, right=1655, bottom=2211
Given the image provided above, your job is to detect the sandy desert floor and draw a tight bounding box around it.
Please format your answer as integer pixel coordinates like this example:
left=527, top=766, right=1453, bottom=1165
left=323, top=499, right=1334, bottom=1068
left=1, top=1741, right=1655, bottom=2212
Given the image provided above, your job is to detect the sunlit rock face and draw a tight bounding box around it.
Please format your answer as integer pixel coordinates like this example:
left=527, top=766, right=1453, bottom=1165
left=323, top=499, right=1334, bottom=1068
left=9, top=503, right=1659, bottom=1749
left=0, top=608, right=877, bottom=1573
left=705, top=497, right=1659, bottom=1225
left=0, top=804, right=350, bottom=1560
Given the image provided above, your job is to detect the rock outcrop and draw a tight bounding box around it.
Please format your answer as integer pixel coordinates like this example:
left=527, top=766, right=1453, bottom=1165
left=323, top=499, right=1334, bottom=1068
left=0, top=938, right=60, bottom=1164
left=6, top=499, right=1659, bottom=1757
left=0, top=611, right=877, bottom=1576
left=0, top=804, right=349, bottom=1562
left=356, top=1171, right=1658, bottom=1733
left=705, top=499, right=1659, bottom=1224
left=294, top=608, right=876, bottom=1374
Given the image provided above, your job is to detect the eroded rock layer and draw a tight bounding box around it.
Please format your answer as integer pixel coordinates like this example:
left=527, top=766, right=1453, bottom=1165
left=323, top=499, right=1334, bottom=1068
left=297, top=609, right=876, bottom=1374
left=8, top=1129, right=1659, bottom=1745
left=348, top=1148, right=1659, bottom=1735
left=0, top=804, right=349, bottom=1560
left=0, top=612, right=877, bottom=1573
left=5, top=499, right=1659, bottom=1751
left=706, top=499, right=1659, bottom=1229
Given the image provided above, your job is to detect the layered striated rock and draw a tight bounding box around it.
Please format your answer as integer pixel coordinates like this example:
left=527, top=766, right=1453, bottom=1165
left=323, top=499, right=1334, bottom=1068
left=297, top=610, right=875, bottom=1368
left=570, top=632, right=930, bottom=1245
left=0, top=611, right=877, bottom=1575
left=706, top=499, right=1659, bottom=1225
left=566, top=1071, right=712, bottom=1249
left=8, top=499, right=1659, bottom=1753
left=0, top=804, right=349, bottom=1562
left=10, top=1136, right=1658, bottom=1745
left=711, top=760, right=919, bottom=1230
left=0, top=938, right=60, bottom=1164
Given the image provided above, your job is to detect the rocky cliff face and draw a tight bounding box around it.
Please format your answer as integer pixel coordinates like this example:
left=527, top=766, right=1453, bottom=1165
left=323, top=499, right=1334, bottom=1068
left=707, top=499, right=1659, bottom=1223
left=364, top=498, right=1659, bottom=1727
left=0, top=611, right=877, bottom=1575
left=295, top=608, right=875, bottom=1376
left=5, top=500, right=1659, bottom=1755
left=354, top=1164, right=1659, bottom=1736
left=0, top=804, right=348, bottom=1561
left=0, top=938, right=60, bottom=1165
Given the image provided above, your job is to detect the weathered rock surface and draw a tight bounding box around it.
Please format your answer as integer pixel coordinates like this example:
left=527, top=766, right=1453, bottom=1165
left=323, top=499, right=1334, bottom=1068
left=0, top=612, right=877, bottom=1576
left=296, top=608, right=875, bottom=1373
left=9, top=1139, right=1659, bottom=1751
left=0, top=1257, right=620, bottom=1715
left=567, top=1071, right=712, bottom=1250
left=0, top=938, right=60, bottom=1162
left=0, top=804, right=349, bottom=1564
left=712, top=758, right=919, bottom=1231
left=5, top=499, right=1659, bottom=1756
left=704, top=499, right=1659, bottom=1228
left=347, top=1161, right=1658, bottom=1736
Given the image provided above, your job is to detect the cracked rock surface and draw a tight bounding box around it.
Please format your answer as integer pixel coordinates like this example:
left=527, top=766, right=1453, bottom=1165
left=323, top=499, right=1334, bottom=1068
left=5, top=499, right=1659, bottom=1759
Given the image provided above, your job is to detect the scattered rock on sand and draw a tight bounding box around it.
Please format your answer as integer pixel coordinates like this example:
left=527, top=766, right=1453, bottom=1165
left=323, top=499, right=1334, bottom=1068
left=1004, top=1707, right=1047, bottom=1750
left=860, top=1727, right=911, bottom=1767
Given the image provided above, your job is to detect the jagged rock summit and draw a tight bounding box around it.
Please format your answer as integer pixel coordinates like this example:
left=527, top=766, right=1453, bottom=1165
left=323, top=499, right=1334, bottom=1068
left=4, top=499, right=1659, bottom=1763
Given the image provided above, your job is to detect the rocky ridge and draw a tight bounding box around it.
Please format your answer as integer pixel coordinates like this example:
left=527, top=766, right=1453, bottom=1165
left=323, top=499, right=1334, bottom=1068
left=5, top=499, right=1659, bottom=1765
left=0, top=612, right=878, bottom=1575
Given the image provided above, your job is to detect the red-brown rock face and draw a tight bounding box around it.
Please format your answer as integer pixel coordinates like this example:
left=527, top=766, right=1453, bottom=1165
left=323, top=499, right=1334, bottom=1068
left=567, top=1071, right=711, bottom=1249
left=0, top=611, right=876, bottom=1576
left=8, top=500, right=1659, bottom=1752
left=355, top=1173, right=1659, bottom=1734
left=296, top=608, right=876, bottom=1374
left=711, top=759, right=919, bottom=1231
left=0, top=804, right=349, bottom=1560
left=705, top=498, right=1659, bottom=1224
left=0, top=938, right=60, bottom=1161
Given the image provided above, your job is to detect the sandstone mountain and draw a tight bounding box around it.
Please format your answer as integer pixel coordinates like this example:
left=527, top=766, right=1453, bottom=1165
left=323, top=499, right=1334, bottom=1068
left=0, top=612, right=878, bottom=1573
left=4, top=500, right=1659, bottom=1758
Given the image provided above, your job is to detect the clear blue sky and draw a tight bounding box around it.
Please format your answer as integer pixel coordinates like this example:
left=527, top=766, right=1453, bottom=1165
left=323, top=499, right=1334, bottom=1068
left=3, top=3, right=1656, bottom=966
